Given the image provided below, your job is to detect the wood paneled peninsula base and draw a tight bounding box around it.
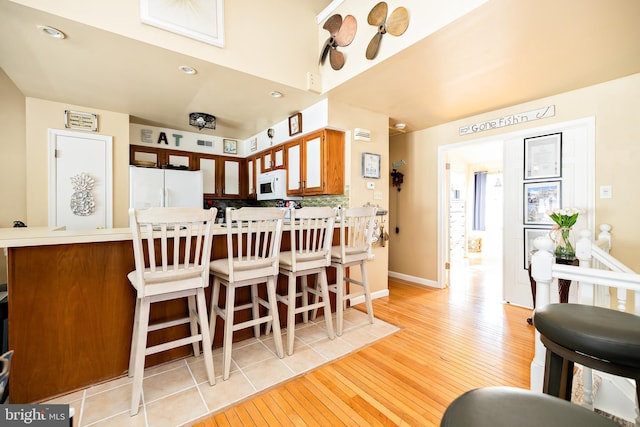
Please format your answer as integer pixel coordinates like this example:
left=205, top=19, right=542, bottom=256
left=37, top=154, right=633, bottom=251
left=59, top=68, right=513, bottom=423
left=1, top=226, right=338, bottom=403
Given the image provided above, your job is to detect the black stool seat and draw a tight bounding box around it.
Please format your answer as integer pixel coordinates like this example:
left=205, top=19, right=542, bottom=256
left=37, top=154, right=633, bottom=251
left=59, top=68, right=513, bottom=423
left=534, top=303, right=640, bottom=368
left=441, top=387, right=619, bottom=427
left=534, top=303, right=640, bottom=410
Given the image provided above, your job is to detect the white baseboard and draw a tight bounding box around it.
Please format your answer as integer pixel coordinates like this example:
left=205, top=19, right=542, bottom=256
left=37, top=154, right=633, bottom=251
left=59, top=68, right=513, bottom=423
left=350, top=288, right=389, bottom=306
left=593, top=372, right=638, bottom=423
left=388, top=271, right=441, bottom=288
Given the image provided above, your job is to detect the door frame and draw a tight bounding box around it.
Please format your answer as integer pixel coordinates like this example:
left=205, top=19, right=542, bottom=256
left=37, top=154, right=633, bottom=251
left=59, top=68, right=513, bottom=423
left=437, top=117, right=595, bottom=298
left=48, top=129, right=113, bottom=229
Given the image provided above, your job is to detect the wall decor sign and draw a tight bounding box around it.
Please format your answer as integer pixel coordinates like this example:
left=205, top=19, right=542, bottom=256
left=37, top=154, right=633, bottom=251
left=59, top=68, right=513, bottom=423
left=64, top=110, right=98, bottom=132
left=459, top=105, right=555, bottom=136
left=288, top=112, right=302, bottom=136
left=223, top=139, right=237, bottom=154
left=523, top=227, right=552, bottom=269
left=523, top=180, right=561, bottom=225
left=70, top=172, right=95, bottom=216
left=362, top=152, right=381, bottom=179
left=140, top=0, right=225, bottom=47
left=524, top=132, right=562, bottom=180
left=250, top=137, right=257, bottom=152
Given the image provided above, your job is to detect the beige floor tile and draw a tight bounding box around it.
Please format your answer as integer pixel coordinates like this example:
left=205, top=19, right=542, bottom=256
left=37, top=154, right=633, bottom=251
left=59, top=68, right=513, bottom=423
left=294, top=322, right=333, bottom=344
left=198, top=370, right=256, bottom=412
left=145, top=387, right=208, bottom=427
left=89, top=408, right=148, bottom=427
left=142, top=364, right=197, bottom=404
left=280, top=343, right=328, bottom=374
left=231, top=340, right=276, bottom=369
left=308, top=336, right=355, bottom=359
left=81, top=383, right=134, bottom=425
left=85, top=375, right=132, bottom=398
left=242, top=356, right=294, bottom=391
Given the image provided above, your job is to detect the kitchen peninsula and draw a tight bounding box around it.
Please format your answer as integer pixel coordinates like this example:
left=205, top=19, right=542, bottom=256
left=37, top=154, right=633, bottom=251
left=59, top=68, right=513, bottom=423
left=0, top=224, right=339, bottom=403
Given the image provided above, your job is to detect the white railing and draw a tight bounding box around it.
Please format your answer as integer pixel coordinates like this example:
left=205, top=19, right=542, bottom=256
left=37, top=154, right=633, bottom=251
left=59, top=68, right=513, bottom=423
left=530, top=224, right=640, bottom=426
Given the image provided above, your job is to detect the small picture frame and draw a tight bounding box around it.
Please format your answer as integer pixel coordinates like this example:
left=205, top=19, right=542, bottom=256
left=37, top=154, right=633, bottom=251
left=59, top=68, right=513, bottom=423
left=524, top=180, right=561, bottom=225
left=288, top=112, right=302, bottom=136
left=523, top=227, right=552, bottom=269
left=362, top=152, right=381, bottom=179
left=223, top=139, right=237, bottom=154
left=524, top=132, right=562, bottom=180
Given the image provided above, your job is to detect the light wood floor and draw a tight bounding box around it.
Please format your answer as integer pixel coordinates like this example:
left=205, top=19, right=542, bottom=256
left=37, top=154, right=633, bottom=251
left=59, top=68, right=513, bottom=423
left=195, top=262, right=535, bottom=426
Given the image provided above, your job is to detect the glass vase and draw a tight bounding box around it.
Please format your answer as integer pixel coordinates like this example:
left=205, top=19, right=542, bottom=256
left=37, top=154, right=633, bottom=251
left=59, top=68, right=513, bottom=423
left=553, top=226, right=576, bottom=260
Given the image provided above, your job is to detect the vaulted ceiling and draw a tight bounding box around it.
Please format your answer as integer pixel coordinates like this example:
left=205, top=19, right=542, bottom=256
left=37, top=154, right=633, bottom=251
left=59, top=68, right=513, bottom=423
left=1, top=0, right=639, bottom=140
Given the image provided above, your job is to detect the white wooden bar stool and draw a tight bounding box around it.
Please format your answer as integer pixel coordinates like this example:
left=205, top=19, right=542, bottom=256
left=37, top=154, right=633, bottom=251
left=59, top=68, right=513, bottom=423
left=209, top=207, right=286, bottom=380
left=328, top=206, right=377, bottom=336
left=275, top=207, right=336, bottom=355
left=127, top=207, right=216, bottom=416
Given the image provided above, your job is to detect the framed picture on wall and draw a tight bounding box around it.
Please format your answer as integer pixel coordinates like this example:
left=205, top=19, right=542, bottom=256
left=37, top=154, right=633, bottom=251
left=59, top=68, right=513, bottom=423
left=524, top=132, right=562, bottom=180
left=523, top=180, right=561, bottom=225
left=523, top=227, right=552, bottom=269
left=223, top=139, right=237, bottom=154
left=362, top=152, right=381, bottom=179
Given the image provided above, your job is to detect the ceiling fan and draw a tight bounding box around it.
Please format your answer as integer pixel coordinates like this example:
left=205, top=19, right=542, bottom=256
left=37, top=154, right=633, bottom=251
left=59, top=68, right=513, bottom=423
left=319, top=14, right=357, bottom=70
left=366, top=2, right=410, bottom=60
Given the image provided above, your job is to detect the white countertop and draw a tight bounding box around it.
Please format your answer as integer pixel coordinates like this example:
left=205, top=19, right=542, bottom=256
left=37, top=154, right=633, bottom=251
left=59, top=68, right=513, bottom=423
left=0, top=225, right=237, bottom=248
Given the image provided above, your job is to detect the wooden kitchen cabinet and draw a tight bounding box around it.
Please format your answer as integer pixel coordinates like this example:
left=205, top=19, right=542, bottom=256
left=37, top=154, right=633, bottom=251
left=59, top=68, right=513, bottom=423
left=197, top=154, right=246, bottom=199
left=130, top=145, right=195, bottom=169
left=260, top=145, right=285, bottom=173
left=285, top=129, right=344, bottom=196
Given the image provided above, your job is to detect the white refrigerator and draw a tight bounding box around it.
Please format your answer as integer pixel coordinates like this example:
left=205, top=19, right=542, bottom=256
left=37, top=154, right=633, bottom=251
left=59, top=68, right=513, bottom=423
left=129, top=166, right=203, bottom=209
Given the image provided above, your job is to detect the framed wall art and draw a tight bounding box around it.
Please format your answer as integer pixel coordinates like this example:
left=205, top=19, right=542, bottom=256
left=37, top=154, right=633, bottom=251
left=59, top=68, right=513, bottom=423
left=524, top=132, right=562, bottom=180
left=140, top=0, right=225, bottom=47
left=362, top=152, right=381, bottom=179
left=223, top=139, right=237, bottom=154
left=288, top=112, right=302, bottom=136
left=523, top=180, right=561, bottom=225
left=523, top=227, right=552, bottom=269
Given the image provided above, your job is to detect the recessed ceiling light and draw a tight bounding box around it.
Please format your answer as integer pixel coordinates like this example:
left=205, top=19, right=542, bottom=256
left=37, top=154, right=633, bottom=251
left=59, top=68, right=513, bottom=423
left=394, top=123, right=407, bottom=130
left=270, top=91, right=283, bottom=98
left=178, top=65, right=197, bottom=75
left=37, top=25, right=65, bottom=39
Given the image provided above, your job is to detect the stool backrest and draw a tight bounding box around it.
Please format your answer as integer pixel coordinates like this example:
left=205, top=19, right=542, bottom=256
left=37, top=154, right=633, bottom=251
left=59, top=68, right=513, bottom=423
left=337, top=206, right=378, bottom=262
left=224, top=207, right=286, bottom=283
left=288, top=207, right=337, bottom=271
left=129, top=207, right=216, bottom=297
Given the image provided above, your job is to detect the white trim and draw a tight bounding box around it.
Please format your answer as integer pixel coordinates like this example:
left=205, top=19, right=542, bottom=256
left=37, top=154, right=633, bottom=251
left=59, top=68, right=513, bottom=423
left=388, top=271, right=441, bottom=288
left=317, top=0, right=345, bottom=24
left=437, top=116, right=596, bottom=294
left=48, top=129, right=113, bottom=229
left=350, top=288, right=389, bottom=306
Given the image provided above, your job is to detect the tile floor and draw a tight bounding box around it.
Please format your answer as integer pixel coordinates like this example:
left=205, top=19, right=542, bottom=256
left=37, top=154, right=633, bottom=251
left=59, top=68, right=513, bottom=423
left=44, top=308, right=400, bottom=427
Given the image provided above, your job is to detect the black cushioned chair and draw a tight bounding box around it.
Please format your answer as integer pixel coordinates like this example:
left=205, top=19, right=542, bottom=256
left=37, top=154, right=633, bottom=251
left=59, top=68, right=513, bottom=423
left=533, top=303, right=640, bottom=408
left=441, top=386, right=620, bottom=427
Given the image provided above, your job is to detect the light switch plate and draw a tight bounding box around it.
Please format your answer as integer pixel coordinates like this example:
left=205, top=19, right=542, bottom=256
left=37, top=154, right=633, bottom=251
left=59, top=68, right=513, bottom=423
left=600, top=185, right=612, bottom=199
left=367, top=182, right=375, bottom=190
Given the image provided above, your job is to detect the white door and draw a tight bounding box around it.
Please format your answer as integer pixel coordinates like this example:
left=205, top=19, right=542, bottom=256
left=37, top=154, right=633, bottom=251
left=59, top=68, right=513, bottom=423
left=48, top=129, right=113, bottom=230
left=502, top=118, right=594, bottom=307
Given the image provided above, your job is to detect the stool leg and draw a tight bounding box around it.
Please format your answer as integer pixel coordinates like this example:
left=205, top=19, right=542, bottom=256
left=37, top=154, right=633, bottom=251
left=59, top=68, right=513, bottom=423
left=360, top=261, right=374, bottom=325
left=196, top=288, right=215, bottom=386
left=130, top=298, right=150, bottom=416
left=319, top=268, right=334, bottom=340
left=267, top=276, right=284, bottom=358
left=209, top=277, right=221, bottom=346
left=222, top=283, right=235, bottom=380
left=187, top=295, right=200, bottom=357
left=336, top=265, right=345, bottom=336
left=251, top=284, right=260, bottom=338
left=301, top=275, right=309, bottom=324
left=286, top=273, right=296, bottom=356
left=128, top=298, right=141, bottom=378
left=543, top=349, right=574, bottom=401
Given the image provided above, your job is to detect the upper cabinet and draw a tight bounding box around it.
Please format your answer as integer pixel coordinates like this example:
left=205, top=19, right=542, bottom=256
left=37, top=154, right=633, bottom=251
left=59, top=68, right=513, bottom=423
left=260, top=145, right=285, bottom=173
left=196, top=154, right=245, bottom=199
left=285, top=129, right=344, bottom=196
left=130, top=146, right=195, bottom=169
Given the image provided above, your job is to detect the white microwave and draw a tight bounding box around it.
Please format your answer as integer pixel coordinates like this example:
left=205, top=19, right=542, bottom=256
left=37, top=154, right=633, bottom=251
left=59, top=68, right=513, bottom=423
left=257, top=170, right=287, bottom=200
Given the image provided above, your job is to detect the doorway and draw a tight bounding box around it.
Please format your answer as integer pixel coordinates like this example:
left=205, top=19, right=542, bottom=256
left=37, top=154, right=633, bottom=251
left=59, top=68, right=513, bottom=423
left=446, top=140, right=504, bottom=302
